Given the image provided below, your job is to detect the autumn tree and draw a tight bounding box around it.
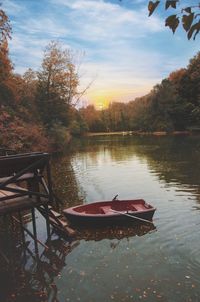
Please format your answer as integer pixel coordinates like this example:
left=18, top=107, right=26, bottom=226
left=15, top=69, right=38, bottom=116
left=178, top=52, right=200, bottom=126
left=37, top=41, right=79, bottom=128
left=79, top=105, right=105, bottom=132
left=148, top=1, right=200, bottom=40
left=168, top=68, right=186, bottom=85
left=0, top=6, right=12, bottom=79
left=126, top=96, right=151, bottom=131
left=0, top=6, right=11, bottom=46
left=0, top=7, right=14, bottom=106
left=106, top=102, right=129, bottom=131
left=69, top=107, right=88, bottom=136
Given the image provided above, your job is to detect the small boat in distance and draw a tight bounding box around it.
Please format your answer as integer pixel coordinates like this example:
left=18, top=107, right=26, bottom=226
left=63, top=198, right=156, bottom=226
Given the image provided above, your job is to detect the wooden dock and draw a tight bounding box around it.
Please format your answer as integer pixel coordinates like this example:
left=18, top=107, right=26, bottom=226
left=0, top=184, right=47, bottom=213
left=0, top=151, right=75, bottom=261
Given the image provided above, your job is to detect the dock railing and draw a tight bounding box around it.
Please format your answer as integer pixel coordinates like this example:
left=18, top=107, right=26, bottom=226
left=0, top=152, right=53, bottom=212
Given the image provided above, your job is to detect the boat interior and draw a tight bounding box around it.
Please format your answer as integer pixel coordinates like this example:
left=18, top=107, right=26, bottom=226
left=73, top=200, right=152, bottom=215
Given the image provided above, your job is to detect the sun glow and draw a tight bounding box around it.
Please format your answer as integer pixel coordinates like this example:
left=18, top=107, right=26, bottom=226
left=86, top=89, right=128, bottom=110
left=86, top=91, right=112, bottom=109
left=84, top=84, right=154, bottom=110
left=95, top=99, right=110, bottom=110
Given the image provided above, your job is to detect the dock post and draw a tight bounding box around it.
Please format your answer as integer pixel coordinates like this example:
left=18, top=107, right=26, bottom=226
left=45, top=160, right=53, bottom=240
left=31, top=208, right=39, bottom=255
left=18, top=211, right=26, bottom=250
left=44, top=204, right=51, bottom=241
left=46, top=161, right=53, bottom=204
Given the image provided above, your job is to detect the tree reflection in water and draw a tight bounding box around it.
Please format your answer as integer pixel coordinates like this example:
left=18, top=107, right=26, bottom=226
left=0, top=222, right=156, bottom=302
left=75, top=223, right=156, bottom=242
left=0, top=230, right=79, bottom=302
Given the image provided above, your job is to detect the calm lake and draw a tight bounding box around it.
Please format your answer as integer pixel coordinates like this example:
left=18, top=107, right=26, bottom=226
left=1, top=135, right=200, bottom=302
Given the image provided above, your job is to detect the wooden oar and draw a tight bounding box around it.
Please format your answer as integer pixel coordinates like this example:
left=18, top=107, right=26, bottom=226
left=110, top=209, right=154, bottom=225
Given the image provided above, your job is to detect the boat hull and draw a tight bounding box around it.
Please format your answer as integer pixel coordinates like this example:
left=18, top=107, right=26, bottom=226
left=63, top=199, right=156, bottom=227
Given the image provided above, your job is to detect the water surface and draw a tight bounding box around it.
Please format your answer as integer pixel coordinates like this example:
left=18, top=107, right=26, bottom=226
left=1, top=135, right=200, bottom=302
left=60, top=135, right=200, bottom=302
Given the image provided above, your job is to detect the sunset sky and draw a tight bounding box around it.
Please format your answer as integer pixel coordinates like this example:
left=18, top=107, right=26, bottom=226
left=2, top=0, right=199, bottom=109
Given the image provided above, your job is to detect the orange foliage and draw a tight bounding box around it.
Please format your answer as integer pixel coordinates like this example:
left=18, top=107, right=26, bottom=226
left=80, top=105, right=101, bottom=127
left=0, top=110, right=51, bottom=152
left=168, top=68, right=186, bottom=84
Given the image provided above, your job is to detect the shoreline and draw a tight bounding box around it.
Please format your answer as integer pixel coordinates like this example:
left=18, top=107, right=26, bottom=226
left=85, top=130, right=193, bottom=137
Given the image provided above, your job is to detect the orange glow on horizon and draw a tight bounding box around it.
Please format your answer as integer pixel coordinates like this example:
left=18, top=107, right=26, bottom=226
left=86, top=91, right=114, bottom=109
left=85, top=84, right=154, bottom=109
left=95, top=99, right=110, bottom=110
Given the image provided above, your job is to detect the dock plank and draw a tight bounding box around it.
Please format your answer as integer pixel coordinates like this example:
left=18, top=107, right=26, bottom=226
left=0, top=194, right=48, bottom=215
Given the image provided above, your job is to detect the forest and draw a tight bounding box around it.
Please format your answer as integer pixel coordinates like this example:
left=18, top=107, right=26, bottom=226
left=1, top=8, right=200, bottom=152
left=81, top=56, right=200, bottom=133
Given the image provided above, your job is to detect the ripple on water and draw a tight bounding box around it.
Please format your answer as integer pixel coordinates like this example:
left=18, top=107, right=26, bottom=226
left=186, top=246, right=200, bottom=284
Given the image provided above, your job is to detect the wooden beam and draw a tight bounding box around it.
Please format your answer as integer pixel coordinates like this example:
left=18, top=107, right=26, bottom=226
left=31, top=208, right=39, bottom=255
left=0, top=157, right=46, bottom=189
left=11, top=215, right=49, bottom=250
left=44, top=204, right=51, bottom=240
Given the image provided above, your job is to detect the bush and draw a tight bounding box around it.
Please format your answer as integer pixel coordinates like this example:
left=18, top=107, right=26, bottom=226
left=49, top=123, right=71, bottom=151
left=0, top=110, right=50, bottom=151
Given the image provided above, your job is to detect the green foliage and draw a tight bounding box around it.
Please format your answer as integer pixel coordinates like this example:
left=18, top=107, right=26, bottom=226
left=49, top=123, right=71, bottom=151
left=70, top=119, right=88, bottom=136
left=148, top=1, right=200, bottom=40
left=69, top=120, right=81, bottom=136
left=69, top=109, right=89, bottom=136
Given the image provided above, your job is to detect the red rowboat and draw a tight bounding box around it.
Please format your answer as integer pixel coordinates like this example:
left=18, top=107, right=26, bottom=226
left=63, top=198, right=156, bottom=226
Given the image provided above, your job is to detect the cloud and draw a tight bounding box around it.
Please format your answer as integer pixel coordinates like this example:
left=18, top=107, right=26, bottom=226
left=4, top=0, right=199, bottom=104
left=2, top=0, right=24, bottom=14
left=53, top=0, right=163, bottom=42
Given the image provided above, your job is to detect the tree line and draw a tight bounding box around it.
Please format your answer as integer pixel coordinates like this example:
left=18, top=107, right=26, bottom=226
left=80, top=52, right=200, bottom=133
left=1, top=7, right=200, bottom=153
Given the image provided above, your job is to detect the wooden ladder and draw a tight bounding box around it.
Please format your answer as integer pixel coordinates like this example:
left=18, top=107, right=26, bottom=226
left=37, top=205, right=76, bottom=237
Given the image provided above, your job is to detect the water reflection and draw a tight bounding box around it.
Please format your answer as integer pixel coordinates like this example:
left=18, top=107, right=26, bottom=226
left=1, top=135, right=200, bottom=302
left=68, top=135, right=200, bottom=201
left=51, top=155, right=84, bottom=208
left=75, top=223, right=156, bottom=242
left=0, top=233, right=80, bottom=302
left=51, top=135, right=200, bottom=302
left=0, top=222, right=155, bottom=302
